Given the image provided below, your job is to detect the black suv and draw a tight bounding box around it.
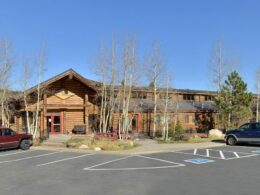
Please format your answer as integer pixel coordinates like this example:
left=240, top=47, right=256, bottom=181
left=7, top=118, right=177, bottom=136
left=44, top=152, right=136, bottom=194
left=225, top=122, right=260, bottom=145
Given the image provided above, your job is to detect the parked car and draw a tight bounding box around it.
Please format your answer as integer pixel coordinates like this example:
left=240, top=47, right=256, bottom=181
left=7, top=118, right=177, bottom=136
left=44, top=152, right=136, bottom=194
left=0, top=128, right=33, bottom=150
left=225, top=122, right=260, bottom=145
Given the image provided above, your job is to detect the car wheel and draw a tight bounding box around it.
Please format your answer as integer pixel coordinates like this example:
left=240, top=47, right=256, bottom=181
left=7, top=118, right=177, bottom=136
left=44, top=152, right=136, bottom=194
left=20, top=139, right=31, bottom=150
left=226, top=136, right=237, bottom=146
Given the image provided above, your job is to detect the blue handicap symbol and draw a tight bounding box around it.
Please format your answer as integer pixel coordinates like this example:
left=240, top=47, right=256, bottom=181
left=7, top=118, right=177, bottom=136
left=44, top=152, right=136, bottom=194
left=184, top=158, right=215, bottom=164
left=252, top=150, right=260, bottom=154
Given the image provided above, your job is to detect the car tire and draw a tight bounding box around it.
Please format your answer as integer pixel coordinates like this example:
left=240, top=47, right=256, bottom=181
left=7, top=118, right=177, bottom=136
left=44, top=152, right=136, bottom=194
left=226, top=136, right=237, bottom=146
left=20, top=139, right=31, bottom=150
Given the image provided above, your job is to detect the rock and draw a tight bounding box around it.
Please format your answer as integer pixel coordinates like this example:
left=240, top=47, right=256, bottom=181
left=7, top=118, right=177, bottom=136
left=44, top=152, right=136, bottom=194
left=79, top=144, right=89, bottom=149
left=209, top=129, right=224, bottom=138
left=66, top=142, right=77, bottom=148
left=94, top=147, right=101, bottom=151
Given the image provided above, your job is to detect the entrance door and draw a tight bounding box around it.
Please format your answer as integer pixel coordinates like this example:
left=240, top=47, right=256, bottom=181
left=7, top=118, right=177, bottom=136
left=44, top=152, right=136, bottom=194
left=46, top=114, right=62, bottom=134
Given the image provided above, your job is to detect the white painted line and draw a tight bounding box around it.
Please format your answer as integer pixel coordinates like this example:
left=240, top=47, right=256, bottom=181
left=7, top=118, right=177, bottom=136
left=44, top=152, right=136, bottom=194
left=172, top=151, right=222, bottom=160
left=219, top=151, right=225, bottom=159
left=173, top=149, right=258, bottom=160
left=0, top=151, right=62, bottom=164
left=224, top=154, right=259, bottom=160
left=36, top=153, right=95, bottom=167
left=84, top=156, right=132, bottom=170
left=208, top=149, right=254, bottom=155
left=206, top=149, right=209, bottom=157
left=193, top=149, right=197, bottom=155
left=136, top=155, right=185, bottom=166
left=234, top=152, right=240, bottom=158
left=87, top=164, right=185, bottom=171
left=0, top=150, right=36, bottom=157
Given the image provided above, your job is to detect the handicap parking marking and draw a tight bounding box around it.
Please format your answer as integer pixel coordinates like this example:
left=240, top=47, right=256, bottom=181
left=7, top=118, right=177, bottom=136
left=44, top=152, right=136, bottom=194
left=36, top=153, right=95, bottom=167
left=173, top=148, right=259, bottom=160
left=84, top=155, right=132, bottom=170
left=135, top=155, right=186, bottom=166
left=251, top=150, right=260, bottom=154
left=184, top=158, right=215, bottom=164
left=84, top=155, right=186, bottom=171
left=0, top=151, right=62, bottom=164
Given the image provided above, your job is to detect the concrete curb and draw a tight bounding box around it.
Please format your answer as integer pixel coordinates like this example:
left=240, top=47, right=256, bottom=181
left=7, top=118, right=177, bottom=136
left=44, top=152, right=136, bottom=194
left=32, top=141, right=225, bottom=155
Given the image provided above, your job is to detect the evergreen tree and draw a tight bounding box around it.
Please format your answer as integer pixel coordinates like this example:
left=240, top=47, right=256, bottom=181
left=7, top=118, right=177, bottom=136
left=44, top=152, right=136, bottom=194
left=215, top=71, right=253, bottom=129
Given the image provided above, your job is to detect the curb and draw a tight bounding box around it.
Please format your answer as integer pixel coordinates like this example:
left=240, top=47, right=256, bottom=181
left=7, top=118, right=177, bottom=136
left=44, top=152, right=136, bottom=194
left=32, top=142, right=225, bottom=155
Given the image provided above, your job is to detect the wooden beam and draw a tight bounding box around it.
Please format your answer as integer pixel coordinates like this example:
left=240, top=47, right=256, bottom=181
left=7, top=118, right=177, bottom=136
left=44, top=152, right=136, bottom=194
left=63, top=110, right=66, bottom=134
left=85, top=94, right=89, bottom=133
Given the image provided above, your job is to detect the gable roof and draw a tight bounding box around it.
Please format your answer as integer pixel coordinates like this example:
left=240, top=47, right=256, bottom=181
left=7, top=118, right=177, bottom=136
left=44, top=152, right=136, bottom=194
left=23, top=69, right=101, bottom=97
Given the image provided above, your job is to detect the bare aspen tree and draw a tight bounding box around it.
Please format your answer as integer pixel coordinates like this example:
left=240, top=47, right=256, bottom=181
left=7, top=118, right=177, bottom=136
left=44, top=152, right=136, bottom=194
left=117, top=38, right=138, bottom=140
left=0, top=39, right=13, bottom=127
left=146, top=42, right=164, bottom=137
left=161, top=74, right=171, bottom=141
left=210, top=41, right=240, bottom=128
left=32, top=48, right=46, bottom=138
left=95, top=41, right=118, bottom=133
left=209, top=41, right=225, bottom=95
left=21, top=57, right=33, bottom=133
left=256, top=67, right=260, bottom=122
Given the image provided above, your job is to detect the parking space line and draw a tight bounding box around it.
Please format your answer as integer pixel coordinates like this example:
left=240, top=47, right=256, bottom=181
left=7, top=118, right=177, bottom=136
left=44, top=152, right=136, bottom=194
left=173, top=148, right=259, bottom=160
left=0, top=150, right=36, bottom=157
left=84, top=156, right=132, bottom=170
left=88, top=165, right=185, bottom=171
left=224, top=154, right=258, bottom=160
left=208, top=149, right=254, bottom=155
left=0, top=151, right=62, bottom=164
left=206, top=149, right=209, bottom=157
left=36, top=153, right=95, bottom=167
left=172, top=151, right=223, bottom=160
left=136, top=155, right=185, bottom=166
left=234, top=152, right=240, bottom=158
left=219, top=151, right=225, bottom=159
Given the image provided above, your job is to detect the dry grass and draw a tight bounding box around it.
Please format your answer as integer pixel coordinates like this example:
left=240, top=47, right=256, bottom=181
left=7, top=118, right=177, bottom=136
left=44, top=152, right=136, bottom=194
left=157, top=136, right=224, bottom=144
left=65, top=135, right=139, bottom=151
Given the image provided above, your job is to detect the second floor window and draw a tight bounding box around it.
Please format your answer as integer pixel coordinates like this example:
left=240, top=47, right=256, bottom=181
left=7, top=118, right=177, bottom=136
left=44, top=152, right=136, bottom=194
left=183, top=94, right=195, bottom=100
left=205, top=95, right=213, bottom=101
left=131, top=92, right=147, bottom=99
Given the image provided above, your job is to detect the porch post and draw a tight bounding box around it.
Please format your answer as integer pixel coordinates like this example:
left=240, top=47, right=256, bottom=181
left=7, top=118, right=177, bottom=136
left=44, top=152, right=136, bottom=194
left=43, top=93, right=47, bottom=137
left=84, top=94, right=89, bottom=133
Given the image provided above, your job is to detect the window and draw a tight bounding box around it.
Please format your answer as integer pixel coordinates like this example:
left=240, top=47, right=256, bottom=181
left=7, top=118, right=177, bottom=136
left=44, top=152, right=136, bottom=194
left=205, top=95, right=213, bottom=101
left=131, top=92, right=147, bottom=99
left=159, top=93, right=172, bottom=99
left=250, top=123, right=260, bottom=130
left=239, top=124, right=250, bottom=130
left=3, top=129, right=15, bottom=136
left=183, top=94, right=195, bottom=101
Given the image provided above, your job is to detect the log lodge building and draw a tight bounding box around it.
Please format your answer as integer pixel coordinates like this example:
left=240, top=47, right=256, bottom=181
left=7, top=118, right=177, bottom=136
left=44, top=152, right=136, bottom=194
left=11, top=69, right=220, bottom=137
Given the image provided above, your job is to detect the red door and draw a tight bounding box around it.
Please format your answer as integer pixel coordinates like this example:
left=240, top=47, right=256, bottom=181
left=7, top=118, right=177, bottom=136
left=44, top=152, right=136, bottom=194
left=46, top=114, right=62, bottom=134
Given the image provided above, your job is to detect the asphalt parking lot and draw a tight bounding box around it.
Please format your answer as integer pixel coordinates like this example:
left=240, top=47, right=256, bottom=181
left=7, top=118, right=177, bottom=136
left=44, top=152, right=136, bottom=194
left=1, top=145, right=260, bottom=195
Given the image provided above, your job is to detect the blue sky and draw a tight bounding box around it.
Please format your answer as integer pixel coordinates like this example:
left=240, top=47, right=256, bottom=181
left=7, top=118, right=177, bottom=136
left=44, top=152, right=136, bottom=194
left=1, top=0, right=260, bottom=92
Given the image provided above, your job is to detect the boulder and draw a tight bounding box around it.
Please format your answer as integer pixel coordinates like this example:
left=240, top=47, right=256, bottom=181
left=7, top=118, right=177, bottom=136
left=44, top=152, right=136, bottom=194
left=94, top=147, right=101, bottom=151
left=79, top=144, right=89, bottom=149
left=209, top=129, right=224, bottom=138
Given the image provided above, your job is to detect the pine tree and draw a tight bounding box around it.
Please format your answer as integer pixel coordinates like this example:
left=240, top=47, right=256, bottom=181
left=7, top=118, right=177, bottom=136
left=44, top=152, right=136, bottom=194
left=215, top=71, right=253, bottom=129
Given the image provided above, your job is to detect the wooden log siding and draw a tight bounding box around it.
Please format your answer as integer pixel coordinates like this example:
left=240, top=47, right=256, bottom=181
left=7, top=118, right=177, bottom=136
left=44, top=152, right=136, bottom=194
left=65, top=110, right=84, bottom=133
